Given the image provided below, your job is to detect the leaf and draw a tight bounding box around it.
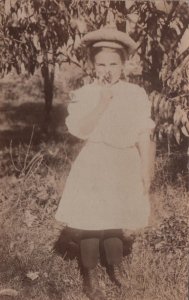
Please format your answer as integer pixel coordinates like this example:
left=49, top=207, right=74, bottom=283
left=167, top=124, right=174, bottom=135
left=173, top=125, right=181, bottom=144
left=43, top=28, right=48, bottom=38
left=30, top=16, right=37, bottom=23
left=24, top=210, right=37, bottom=228
left=26, top=271, right=39, bottom=281
left=60, top=45, right=67, bottom=56
left=28, top=2, right=34, bottom=16
left=70, top=17, right=77, bottom=30
left=106, top=10, right=115, bottom=24
left=48, top=148, right=59, bottom=156
left=124, top=59, right=142, bottom=76
left=9, top=175, right=18, bottom=184
left=37, top=54, right=43, bottom=64
left=181, top=109, right=189, bottom=126
left=21, top=62, right=26, bottom=73
left=0, top=289, right=18, bottom=297
left=17, top=8, right=22, bottom=20
left=154, top=1, right=172, bottom=14
left=74, top=34, right=81, bottom=49
left=10, top=241, right=15, bottom=251
left=76, top=18, right=87, bottom=34
left=19, top=6, right=27, bottom=19
left=89, top=11, right=95, bottom=22
left=5, top=0, right=11, bottom=14
left=29, top=241, right=35, bottom=252
left=100, top=6, right=106, bottom=15
left=181, top=126, right=189, bottom=137
left=10, top=0, right=17, bottom=8
left=158, top=126, right=164, bottom=142
left=173, top=105, right=182, bottom=126
left=67, top=36, right=74, bottom=49
left=33, top=34, right=40, bottom=50
left=36, top=190, right=48, bottom=200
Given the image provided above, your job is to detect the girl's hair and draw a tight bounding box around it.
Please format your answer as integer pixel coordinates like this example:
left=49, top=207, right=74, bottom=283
left=88, top=46, right=128, bottom=64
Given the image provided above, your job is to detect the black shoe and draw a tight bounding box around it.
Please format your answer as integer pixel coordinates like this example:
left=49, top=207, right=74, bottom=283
left=107, top=264, right=127, bottom=288
left=83, top=268, right=106, bottom=300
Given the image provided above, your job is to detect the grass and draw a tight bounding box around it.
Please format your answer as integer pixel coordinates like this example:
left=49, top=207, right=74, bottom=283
left=0, top=71, right=189, bottom=300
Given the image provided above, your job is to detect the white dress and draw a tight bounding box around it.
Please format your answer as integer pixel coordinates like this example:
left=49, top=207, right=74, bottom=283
left=55, top=80, right=155, bottom=230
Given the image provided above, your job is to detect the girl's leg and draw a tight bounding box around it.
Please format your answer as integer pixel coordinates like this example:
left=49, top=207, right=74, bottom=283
left=80, top=238, right=100, bottom=269
left=80, top=232, right=105, bottom=299
left=103, top=229, right=123, bottom=265
left=103, top=230, right=126, bottom=288
left=103, top=237, right=123, bottom=266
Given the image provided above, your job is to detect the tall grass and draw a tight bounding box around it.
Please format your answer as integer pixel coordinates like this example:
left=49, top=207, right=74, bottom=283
left=0, top=72, right=188, bottom=299
left=0, top=138, right=188, bottom=300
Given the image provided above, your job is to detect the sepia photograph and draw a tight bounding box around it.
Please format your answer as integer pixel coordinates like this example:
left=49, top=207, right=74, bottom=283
left=0, top=0, right=189, bottom=299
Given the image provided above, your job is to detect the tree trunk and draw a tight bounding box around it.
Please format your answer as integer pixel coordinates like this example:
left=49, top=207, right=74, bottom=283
left=41, top=62, right=55, bottom=133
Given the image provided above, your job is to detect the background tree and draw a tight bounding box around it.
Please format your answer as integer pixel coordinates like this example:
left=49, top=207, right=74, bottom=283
left=1, top=0, right=71, bottom=121
left=0, top=0, right=109, bottom=121
left=0, top=0, right=189, bottom=151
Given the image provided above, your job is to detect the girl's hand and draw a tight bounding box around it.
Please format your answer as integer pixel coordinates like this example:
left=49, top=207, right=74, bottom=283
left=137, top=129, right=156, bottom=196
left=142, top=177, right=151, bottom=195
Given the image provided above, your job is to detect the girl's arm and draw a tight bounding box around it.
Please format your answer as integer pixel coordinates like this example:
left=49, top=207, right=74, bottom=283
left=76, top=98, right=109, bottom=137
left=72, top=87, right=112, bottom=138
left=137, top=129, right=156, bottom=194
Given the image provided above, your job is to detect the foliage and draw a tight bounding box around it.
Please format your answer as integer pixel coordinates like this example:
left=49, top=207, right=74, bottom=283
left=0, top=0, right=117, bottom=117
left=129, top=1, right=189, bottom=87
left=124, top=1, right=189, bottom=150
left=0, top=0, right=122, bottom=77
left=1, top=0, right=189, bottom=90
left=0, top=0, right=69, bottom=75
left=1, top=0, right=189, bottom=150
left=148, top=53, right=189, bottom=150
left=152, top=100, right=188, bottom=150
left=0, top=0, right=70, bottom=117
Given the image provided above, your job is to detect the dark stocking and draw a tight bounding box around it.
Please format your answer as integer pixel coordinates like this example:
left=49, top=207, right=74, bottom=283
left=80, top=238, right=105, bottom=299
left=103, top=237, right=123, bottom=265
left=103, top=237, right=124, bottom=287
left=80, top=238, right=100, bottom=269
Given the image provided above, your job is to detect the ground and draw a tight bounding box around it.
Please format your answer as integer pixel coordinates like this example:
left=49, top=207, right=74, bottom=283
left=0, top=69, right=189, bottom=300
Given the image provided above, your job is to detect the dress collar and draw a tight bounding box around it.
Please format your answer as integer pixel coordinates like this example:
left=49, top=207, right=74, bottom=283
left=92, top=79, right=123, bottom=88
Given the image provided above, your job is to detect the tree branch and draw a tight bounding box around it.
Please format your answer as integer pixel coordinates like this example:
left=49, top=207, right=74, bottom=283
left=172, top=22, right=189, bottom=51
left=175, top=46, right=189, bottom=69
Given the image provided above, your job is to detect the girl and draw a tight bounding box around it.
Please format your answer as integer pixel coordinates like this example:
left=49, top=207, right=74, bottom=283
left=55, top=26, right=156, bottom=299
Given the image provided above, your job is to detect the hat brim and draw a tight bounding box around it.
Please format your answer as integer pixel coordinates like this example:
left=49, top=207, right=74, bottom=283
left=91, top=41, right=124, bottom=49
left=82, top=28, right=138, bottom=55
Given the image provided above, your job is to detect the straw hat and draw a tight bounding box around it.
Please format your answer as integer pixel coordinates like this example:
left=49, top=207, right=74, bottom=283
left=81, top=25, right=138, bottom=55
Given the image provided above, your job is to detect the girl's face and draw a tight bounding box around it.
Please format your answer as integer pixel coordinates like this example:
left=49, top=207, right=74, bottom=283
left=93, top=49, right=124, bottom=85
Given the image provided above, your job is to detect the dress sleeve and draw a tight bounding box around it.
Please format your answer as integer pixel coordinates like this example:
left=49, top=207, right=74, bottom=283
left=135, top=87, right=155, bottom=137
left=65, top=87, right=95, bottom=140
